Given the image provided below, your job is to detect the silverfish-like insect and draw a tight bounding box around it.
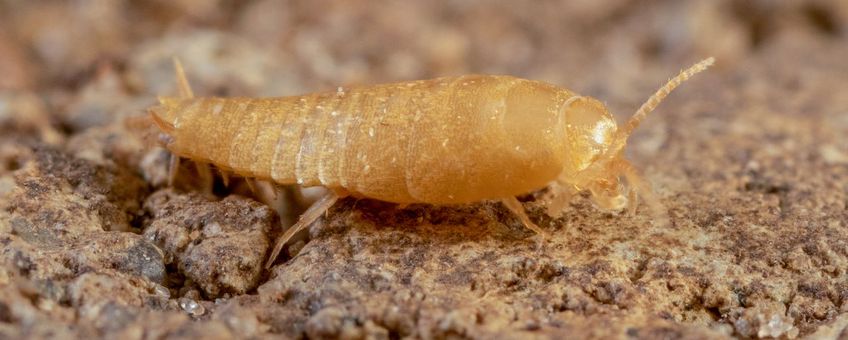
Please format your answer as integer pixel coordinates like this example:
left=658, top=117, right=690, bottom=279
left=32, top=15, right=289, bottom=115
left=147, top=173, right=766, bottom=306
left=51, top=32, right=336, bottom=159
left=150, top=57, right=714, bottom=267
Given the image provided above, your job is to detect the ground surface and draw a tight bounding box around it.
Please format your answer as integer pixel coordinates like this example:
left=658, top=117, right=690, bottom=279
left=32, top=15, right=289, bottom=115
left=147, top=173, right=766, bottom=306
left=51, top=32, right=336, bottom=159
left=1, top=1, right=847, bottom=339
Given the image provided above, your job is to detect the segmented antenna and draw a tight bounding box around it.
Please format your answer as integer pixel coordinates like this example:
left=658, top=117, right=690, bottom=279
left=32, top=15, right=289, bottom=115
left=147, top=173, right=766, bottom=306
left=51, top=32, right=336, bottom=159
left=609, top=57, right=715, bottom=154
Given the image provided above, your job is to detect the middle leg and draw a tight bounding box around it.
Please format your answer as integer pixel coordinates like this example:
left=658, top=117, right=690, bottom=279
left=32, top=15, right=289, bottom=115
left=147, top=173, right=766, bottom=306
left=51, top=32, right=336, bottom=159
left=501, top=196, right=551, bottom=238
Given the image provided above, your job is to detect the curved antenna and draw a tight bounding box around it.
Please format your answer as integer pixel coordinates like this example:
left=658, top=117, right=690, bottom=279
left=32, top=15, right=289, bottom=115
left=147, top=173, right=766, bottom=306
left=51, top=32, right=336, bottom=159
left=608, top=57, right=714, bottom=155
left=173, top=57, right=194, bottom=99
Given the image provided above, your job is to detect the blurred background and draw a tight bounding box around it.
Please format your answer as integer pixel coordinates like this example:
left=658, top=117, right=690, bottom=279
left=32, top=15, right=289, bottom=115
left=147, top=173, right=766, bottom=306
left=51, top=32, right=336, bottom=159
left=0, top=0, right=845, bottom=139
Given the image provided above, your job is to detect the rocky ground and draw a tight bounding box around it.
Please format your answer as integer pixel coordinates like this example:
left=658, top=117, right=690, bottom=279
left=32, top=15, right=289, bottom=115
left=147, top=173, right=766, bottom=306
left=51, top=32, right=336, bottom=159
left=1, top=1, right=847, bottom=339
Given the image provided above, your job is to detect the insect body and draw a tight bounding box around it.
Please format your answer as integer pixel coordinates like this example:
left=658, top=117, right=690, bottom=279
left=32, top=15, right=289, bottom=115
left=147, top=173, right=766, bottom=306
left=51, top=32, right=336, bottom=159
left=150, top=58, right=714, bottom=267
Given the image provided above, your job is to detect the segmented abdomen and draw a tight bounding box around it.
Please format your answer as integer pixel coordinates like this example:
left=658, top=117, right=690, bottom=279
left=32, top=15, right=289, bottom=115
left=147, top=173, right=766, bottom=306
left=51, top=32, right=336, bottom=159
left=169, top=75, right=570, bottom=204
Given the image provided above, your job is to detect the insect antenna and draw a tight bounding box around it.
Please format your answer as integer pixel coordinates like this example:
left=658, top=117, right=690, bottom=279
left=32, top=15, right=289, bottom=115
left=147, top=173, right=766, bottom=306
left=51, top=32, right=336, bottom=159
left=608, top=57, right=715, bottom=156
left=173, top=57, right=194, bottom=99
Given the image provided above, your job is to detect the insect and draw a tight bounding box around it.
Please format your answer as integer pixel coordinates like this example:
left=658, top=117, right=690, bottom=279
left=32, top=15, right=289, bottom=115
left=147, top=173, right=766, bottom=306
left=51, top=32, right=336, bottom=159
left=150, top=57, right=714, bottom=268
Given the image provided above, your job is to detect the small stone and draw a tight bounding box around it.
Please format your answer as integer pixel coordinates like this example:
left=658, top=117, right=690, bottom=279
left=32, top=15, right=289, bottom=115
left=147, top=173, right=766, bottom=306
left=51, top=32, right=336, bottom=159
left=179, top=297, right=205, bottom=318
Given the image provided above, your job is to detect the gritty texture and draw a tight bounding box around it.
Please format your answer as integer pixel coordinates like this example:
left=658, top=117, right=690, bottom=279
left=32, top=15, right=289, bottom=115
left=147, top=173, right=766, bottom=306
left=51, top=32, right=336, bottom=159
left=143, top=189, right=274, bottom=298
left=0, top=1, right=847, bottom=339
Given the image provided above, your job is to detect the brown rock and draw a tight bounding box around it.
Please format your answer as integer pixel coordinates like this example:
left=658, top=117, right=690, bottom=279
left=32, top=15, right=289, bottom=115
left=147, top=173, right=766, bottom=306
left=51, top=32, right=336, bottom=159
left=143, top=189, right=273, bottom=297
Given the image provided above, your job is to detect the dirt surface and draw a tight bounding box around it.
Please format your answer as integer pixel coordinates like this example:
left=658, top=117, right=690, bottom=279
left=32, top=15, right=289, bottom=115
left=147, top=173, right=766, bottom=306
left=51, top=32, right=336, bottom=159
left=1, top=1, right=847, bottom=339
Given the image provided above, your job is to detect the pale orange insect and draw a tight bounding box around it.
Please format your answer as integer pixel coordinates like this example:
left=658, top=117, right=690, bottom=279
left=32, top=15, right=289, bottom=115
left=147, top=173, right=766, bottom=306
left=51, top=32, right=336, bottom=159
left=150, top=57, right=714, bottom=268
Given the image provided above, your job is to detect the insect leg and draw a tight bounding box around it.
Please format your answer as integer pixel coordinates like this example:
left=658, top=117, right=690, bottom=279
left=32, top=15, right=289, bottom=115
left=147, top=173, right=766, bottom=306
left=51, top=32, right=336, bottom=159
left=289, top=186, right=309, bottom=207
left=627, top=186, right=638, bottom=215
left=545, top=184, right=577, bottom=218
left=245, top=178, right=258, bottom=194
left=500, top=197, right=551, bottom=238
left=219, top=169, right=230, bottom=187
left=617, top=160, right=669, bottom=227
left=195, top=162, right=214, bottom=196
left=265, top=190, right=345, bottom=269
left=167, top=153, right=180, bottom=187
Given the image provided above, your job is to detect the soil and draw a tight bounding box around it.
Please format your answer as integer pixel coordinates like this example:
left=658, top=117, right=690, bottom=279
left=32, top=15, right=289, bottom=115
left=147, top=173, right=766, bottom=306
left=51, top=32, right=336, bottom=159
left=1, top=1, right=847, bottom=339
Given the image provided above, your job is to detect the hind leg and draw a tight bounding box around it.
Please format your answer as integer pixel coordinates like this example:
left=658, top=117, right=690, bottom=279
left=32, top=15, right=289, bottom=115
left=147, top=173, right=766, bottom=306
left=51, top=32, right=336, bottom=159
left=265, top=189, right=347, bottom=268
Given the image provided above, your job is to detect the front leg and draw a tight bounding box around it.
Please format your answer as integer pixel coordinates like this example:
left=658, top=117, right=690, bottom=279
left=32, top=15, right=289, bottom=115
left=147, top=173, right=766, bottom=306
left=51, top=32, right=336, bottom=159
left=544, top=182, right=578, bottom=218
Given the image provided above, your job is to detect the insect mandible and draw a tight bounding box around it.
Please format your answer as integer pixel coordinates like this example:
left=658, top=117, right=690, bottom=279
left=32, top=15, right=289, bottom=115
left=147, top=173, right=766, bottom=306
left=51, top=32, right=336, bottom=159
left=149, top=57, right=714, bottom=268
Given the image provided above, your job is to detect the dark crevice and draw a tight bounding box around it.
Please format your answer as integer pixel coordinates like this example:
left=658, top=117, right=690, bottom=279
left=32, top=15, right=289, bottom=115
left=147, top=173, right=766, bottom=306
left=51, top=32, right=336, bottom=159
left=4, top=157, right=22, bottom=172
left=730, top=2, right=775, bottom=48
left=803, top=3, right=840, bottom=36
left=743, top=180, right=791, bottom=195
left=704, top=306, right=722, bottom=321
left=54, top=120, right=77, bottom=137
left=0, top=302, right=13, bottom=323
left=628, top=258, right=649, bottom=283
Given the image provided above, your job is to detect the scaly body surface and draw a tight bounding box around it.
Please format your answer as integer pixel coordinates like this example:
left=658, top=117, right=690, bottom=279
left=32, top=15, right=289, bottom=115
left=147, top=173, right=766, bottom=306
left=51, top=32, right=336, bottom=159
left=153, top=75, right=608, bottom=204
left=150, top=58, right=714, bottom=267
